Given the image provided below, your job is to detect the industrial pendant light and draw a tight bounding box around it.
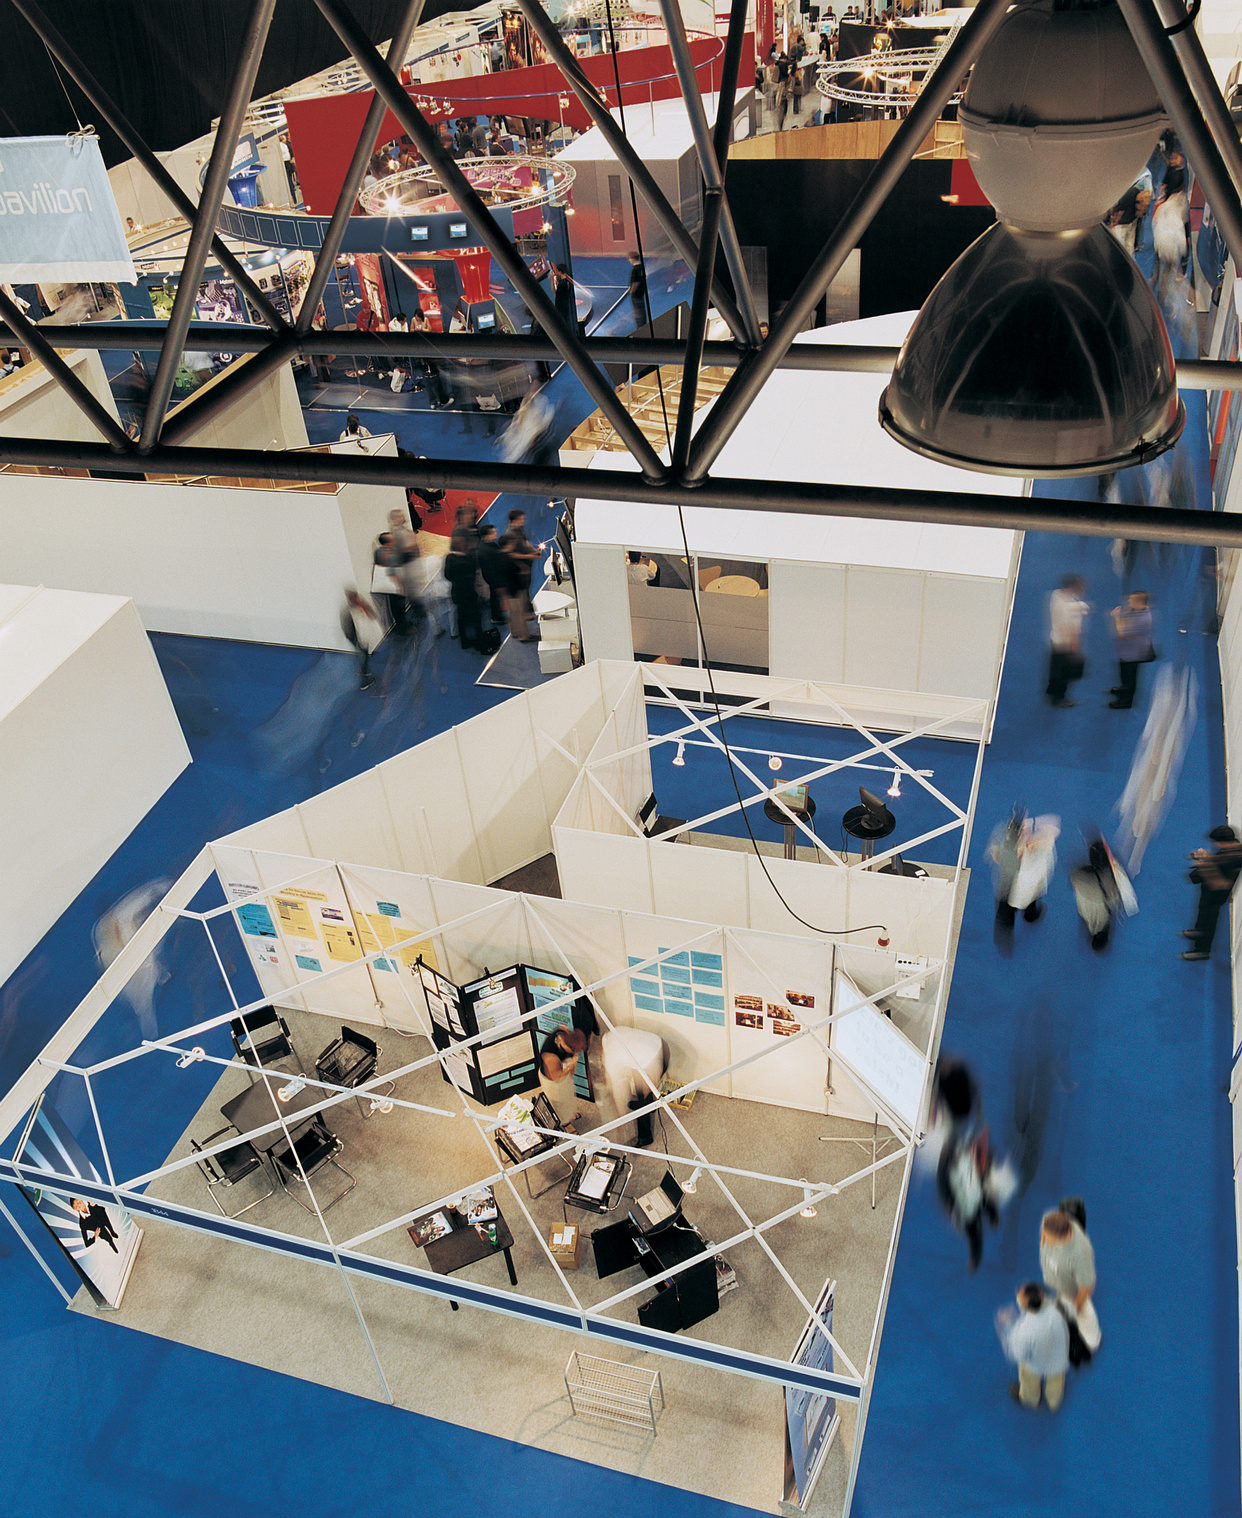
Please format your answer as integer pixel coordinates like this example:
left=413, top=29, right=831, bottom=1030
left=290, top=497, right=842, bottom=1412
left=879, top=0, right=1184, bottom=477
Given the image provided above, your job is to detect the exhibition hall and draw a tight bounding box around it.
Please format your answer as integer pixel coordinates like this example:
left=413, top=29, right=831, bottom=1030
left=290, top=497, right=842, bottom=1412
left=1, top=2, right=1242, bottom=1518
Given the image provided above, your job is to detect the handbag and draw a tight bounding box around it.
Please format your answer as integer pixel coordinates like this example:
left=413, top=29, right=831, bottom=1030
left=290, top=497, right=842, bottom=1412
left=371, top=562, right=403, bottom=596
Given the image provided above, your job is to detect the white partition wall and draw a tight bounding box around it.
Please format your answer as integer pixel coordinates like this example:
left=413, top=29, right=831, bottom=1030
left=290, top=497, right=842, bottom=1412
left=0, top=433, right=407, bottom=651
left=0, top=585, right=190, bottom=987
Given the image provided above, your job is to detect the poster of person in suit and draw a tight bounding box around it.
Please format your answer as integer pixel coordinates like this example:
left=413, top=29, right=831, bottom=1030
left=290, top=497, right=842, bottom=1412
left=13, top=1098, right=142, bottom=1308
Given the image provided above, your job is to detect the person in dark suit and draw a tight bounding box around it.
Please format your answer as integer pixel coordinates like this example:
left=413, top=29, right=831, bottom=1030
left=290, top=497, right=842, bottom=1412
left=1182, top=825, right=1242, bottom=960
left=553, top=264, right=584, bottom=337
left=70, top=1197, right=119, bottom=1253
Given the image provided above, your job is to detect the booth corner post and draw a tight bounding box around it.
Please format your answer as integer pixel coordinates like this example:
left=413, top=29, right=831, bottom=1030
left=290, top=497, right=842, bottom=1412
left=7, top=433, right=1242, bottom=547
left=295, top=0, right=429, bottom=337
left=9, top=0, right=288, bottom=336
left=514, top=0, right=752, bottom=345
left=0, top=290, right=130, bottom=452
left=139, top=0, right=280, bottom=455
left=680, top=0, right=1016, bottom=487
left=1117, top=0, right=1242, bottom=275
left=657, top=0, right=762, bottom=347
left=671, top=0, right=754, bottom=472
left=313, top=0, right=671, bottom=487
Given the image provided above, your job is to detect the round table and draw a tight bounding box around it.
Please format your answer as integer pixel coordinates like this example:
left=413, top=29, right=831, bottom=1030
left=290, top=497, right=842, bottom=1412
left=532, top=588, right=574, bottom=618
left=705, top=576, right=761, bottom=596
left=841, top=803, right=896, bottom=862
left=764, top=792, right=815, bottom=860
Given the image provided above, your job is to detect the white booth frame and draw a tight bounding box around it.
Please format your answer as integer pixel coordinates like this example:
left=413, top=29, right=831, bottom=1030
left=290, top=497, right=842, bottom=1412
left=0, top=662, right=981, bottom=1516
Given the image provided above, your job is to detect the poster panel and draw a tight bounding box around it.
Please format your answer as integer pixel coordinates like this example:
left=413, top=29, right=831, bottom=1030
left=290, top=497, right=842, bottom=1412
left=0, top=135, right=136, bottom=282
left=783, top=1281, right=839, bottom=1509
left=13, top=1099, right=142, bottom=1308
left=337, top=862, right=441, bottom=1030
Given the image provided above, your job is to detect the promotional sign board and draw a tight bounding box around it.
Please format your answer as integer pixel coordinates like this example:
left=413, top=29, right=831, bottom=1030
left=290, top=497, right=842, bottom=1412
left=783, top=1281, right=839, bottom=1510
left=0, top=135, right=136, bottom=283
left=13, top=1098, right=142, bottom=1308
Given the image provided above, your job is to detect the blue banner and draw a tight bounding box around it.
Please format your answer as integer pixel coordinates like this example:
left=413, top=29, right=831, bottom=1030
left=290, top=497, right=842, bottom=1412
left=0, top=135, right=135, bottom=283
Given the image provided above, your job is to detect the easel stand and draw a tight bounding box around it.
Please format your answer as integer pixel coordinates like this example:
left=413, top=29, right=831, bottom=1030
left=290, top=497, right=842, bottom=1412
left=819, top=1117, right=902, bottom=1209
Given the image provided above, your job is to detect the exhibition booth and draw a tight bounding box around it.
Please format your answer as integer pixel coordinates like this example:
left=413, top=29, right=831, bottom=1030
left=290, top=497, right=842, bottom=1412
left=0, top=660, right=973, bottom=1516
left=572, top=312, right=1025, bottom=723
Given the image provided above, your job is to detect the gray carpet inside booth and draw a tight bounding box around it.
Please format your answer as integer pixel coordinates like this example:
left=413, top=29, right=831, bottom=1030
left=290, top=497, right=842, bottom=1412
left=73, top=1006, right=904, bottom=1517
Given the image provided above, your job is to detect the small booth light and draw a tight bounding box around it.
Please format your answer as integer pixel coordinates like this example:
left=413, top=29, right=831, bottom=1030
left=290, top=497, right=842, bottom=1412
left=768, top=754, right=782, bottom=772
left=887, top=767, right=902, bottom=799
left=672, top=740, right=686, bottom=767
left=277, top=1077, right=306, bottom=1103
left=369, top=1096, right=395, bottom=1115
left=683, top=1166, right=703, bottom=1194
left=799, top=1180, right=818, bottom=1219
left=176, top=1046, right=205, bottom=1069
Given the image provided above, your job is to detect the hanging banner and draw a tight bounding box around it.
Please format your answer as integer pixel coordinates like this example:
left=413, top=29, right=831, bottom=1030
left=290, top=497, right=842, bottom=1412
left=782, top=1280, right=840, bottom=1510
left=13, top=1097, right=143, bottom=1308
left=0, top=135, right=136, bottom=283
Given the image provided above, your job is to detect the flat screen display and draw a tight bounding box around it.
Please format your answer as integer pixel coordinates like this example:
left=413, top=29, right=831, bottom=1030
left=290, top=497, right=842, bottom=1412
left=410, top=226, right=429, bottom=241
left=449, top=222, right=467, bottom=238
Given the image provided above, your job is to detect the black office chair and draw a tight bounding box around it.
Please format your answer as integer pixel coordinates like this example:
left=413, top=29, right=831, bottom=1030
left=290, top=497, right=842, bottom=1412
left=230, top=1006, right=304, bottom=1081
left=315, top=1025, right=394, bottom=1119
left=190, top=1126, right=274, bottom=1218
left=270, top=1115, right=355, bottom=1215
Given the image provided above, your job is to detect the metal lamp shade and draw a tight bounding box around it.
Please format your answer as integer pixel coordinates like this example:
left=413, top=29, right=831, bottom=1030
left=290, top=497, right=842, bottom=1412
left=878, top=222, right=1184, bottom=477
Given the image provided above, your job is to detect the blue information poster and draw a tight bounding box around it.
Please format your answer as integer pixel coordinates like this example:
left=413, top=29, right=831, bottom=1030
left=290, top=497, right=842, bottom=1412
left=783, top=1282, right=838, bottom=1508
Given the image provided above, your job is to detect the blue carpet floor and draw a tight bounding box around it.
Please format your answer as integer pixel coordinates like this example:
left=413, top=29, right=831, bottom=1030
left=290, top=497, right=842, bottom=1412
left=2, top=259, right=1236, bottom=1514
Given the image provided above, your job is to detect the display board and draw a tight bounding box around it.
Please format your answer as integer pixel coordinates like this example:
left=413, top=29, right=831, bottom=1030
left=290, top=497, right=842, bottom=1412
left=783, top=1279, right=839, bottom=1510
left=830, top=968, right=926, bottom=1131
left=422, top=962, right=594, bottom=1107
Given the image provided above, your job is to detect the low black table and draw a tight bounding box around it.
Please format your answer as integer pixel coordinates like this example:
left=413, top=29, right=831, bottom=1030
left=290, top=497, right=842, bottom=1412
left=412, top=1204, right=517, bottom=1308
left=221, top=1079, right=321, bottom=1152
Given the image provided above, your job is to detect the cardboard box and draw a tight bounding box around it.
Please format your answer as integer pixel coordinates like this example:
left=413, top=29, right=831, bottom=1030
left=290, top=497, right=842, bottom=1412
left=548, top=1222, right=582, bottom=1270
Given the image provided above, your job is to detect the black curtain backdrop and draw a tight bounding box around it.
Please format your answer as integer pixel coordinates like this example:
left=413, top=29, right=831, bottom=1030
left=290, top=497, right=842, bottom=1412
left=725, top=159, right=996, bottom=321
left=0, top=0, right=461, bottom=166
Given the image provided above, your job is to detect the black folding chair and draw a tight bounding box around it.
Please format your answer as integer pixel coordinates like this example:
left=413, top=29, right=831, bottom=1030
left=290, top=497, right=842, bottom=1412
left=190, top=1126, right=274, bottom=1218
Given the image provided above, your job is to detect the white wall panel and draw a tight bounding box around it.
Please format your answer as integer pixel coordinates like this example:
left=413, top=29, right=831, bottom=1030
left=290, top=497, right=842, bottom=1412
left=295, top=770, right=400, bottom=871
left=336, top=864, right=444, bottom=1032
left=381, top=730, right=484, bottom=882
left=918, top=575, right=1009, bottom=699
left=555, top=827, right=654, bottom=912
left=846, top=869, right=954, bottom=962
left=844, top=567, right=923, bottom=690
left=744, top=853, right=852, bottom=936
left=650, top=839, right=749, bottom=926
left=425, top=880, right=527, bottom=984
left=526, top=662, right=607, bottom=825
left=770, top=561, right=846, bottom=683
left=0, top=593, right=189, bottom=988
left=455, top=695, right=548, bottom=881
left=725, top=929, right=831, bottom=1111
left=573, top=541, right=634, bottom=663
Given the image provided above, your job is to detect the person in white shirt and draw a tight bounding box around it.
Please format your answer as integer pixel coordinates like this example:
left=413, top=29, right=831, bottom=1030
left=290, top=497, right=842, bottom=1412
left=999, top=1281, right=1070, bottom=1410
left=339, top=413, right=372, bottom=445
left=625, top=551, right=657, bottom=584
left=1047, top=574, right=1088, bottom=707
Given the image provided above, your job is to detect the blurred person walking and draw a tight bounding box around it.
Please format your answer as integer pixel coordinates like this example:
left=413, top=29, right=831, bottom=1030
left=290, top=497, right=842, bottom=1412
left=1115, top=663, right=1198, bottom=871
left=339, top=588, right=379, bottom=690
left=991, top=811, right=1059, bottom=934
left=372, top=532, right=412, bottom=636
left=1109, top=591, right=1155, bottom=709
left=1182, top=824, right=1242, bottom=960
left=1041, top=1201, right=1101, bottom=1356
left=997, top=1282, right=1070, bottom=1411
left=1070, top=834, right=1136, bottom=951
left=1047, top=575, right=1089, bottom=707
left=938, top=1125, right=1012, bottom=1273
